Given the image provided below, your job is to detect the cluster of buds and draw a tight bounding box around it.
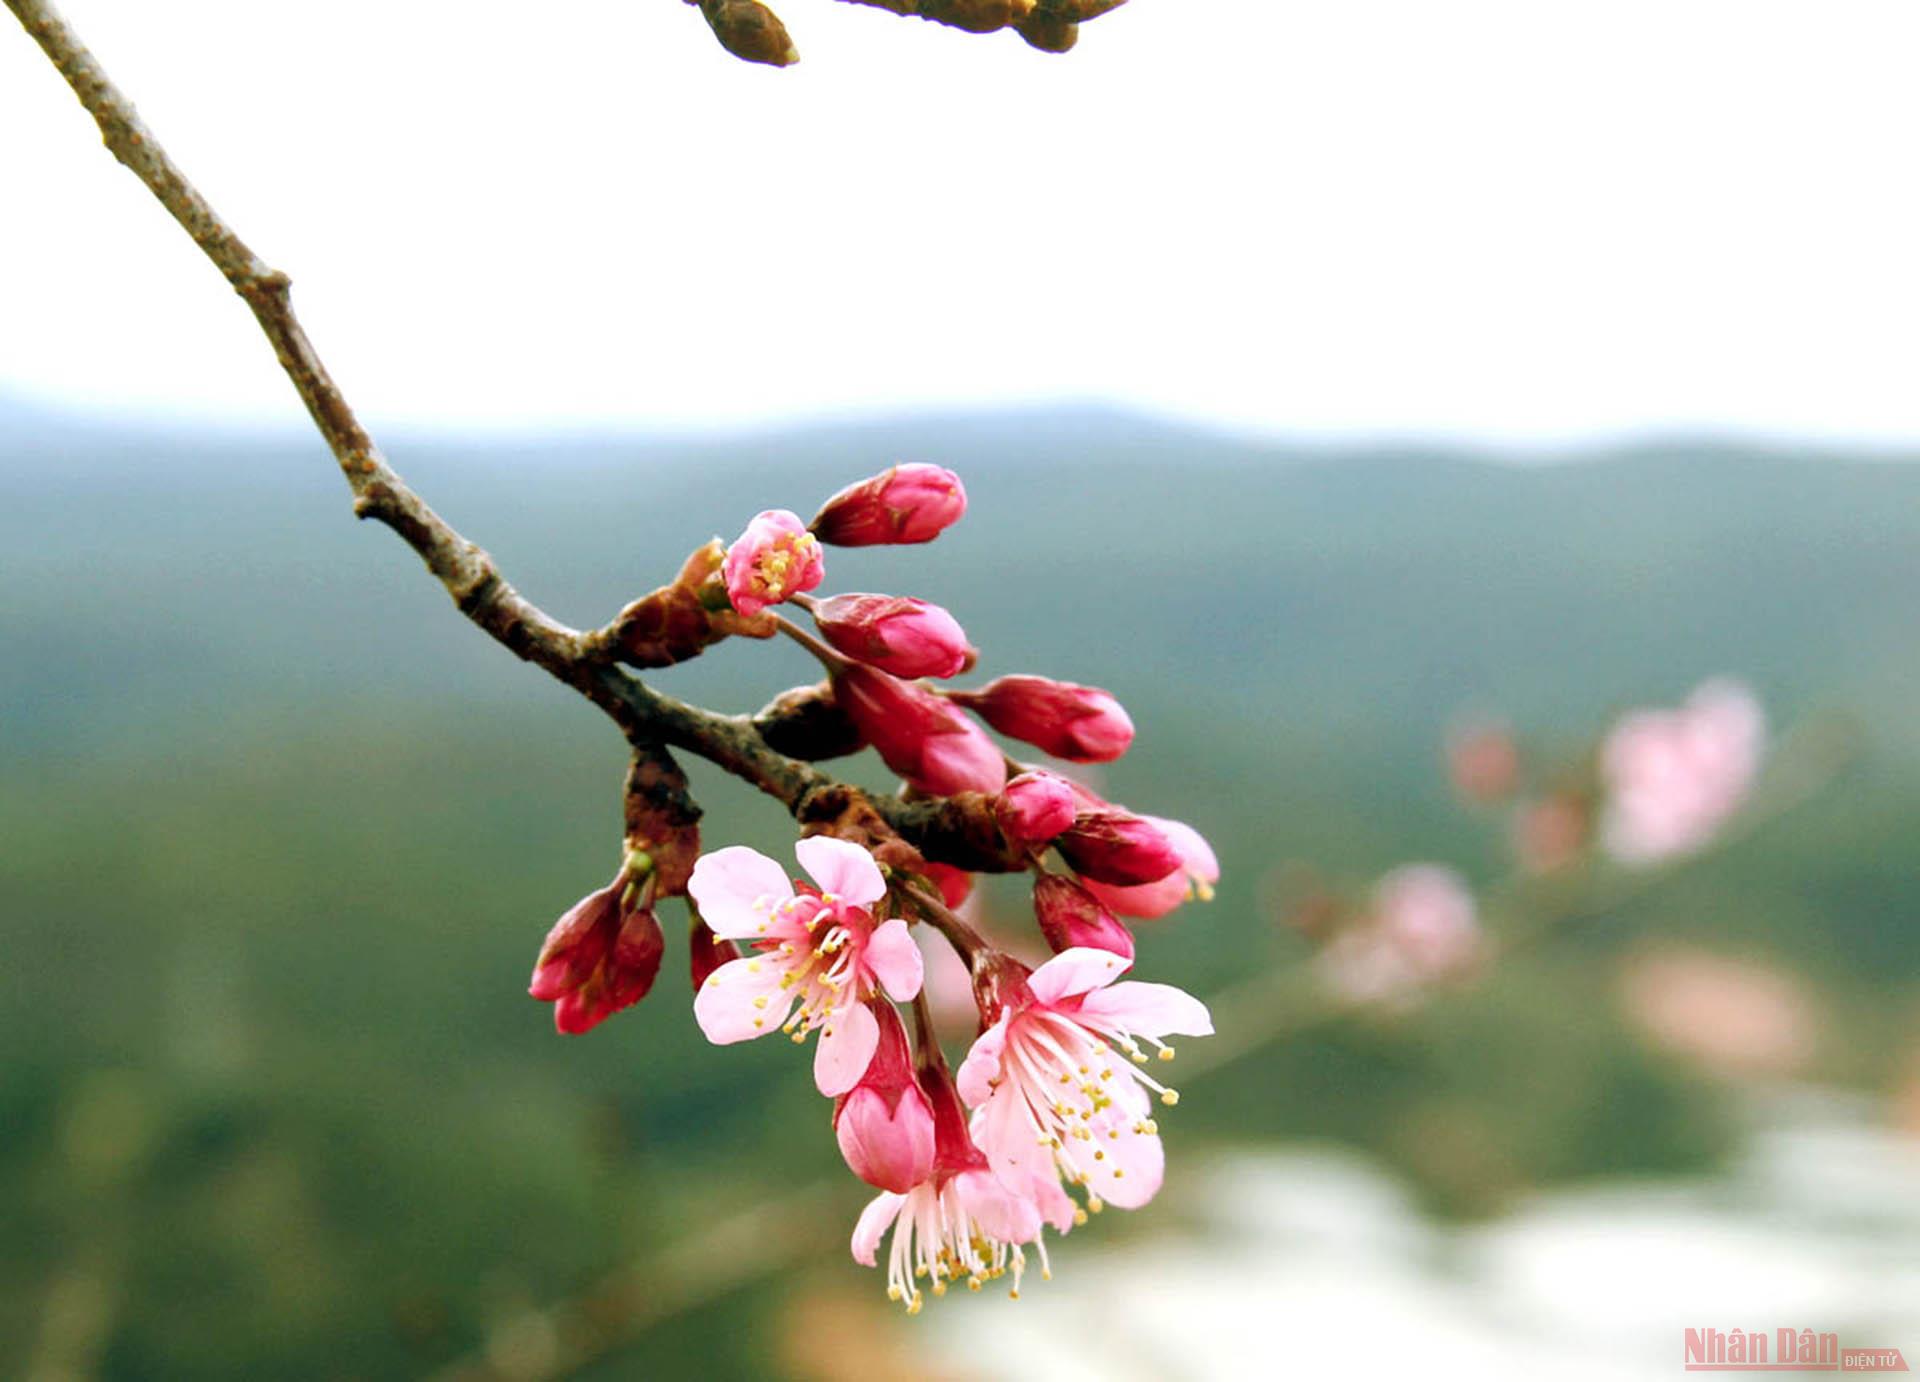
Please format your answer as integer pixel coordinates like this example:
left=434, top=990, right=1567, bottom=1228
left=685, top=0, right=1133, bottom=67
left=527, top=461, right=1217, bottom=1307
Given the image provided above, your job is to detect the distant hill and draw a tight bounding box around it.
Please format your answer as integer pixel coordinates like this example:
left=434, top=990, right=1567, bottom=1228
left=3, top=396, right=1918, bottom=1377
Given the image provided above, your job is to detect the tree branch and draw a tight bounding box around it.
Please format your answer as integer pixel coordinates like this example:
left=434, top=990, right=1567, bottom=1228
left=6, top=0, right=1027, bottom=872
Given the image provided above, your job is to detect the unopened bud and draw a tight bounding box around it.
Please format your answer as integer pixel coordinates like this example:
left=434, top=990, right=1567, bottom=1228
left=1055, top=809, right=1181, bottom=886
left=530, top=881, right=666, bottom=1035
left=811, top=593, right=975, bottom=680
left=948, top=675, right=1133, bottom=763
left=809, top=464, right=967, bottom=547
left=1033, top=874, right=1134, bottom=960
left=833, top=1001, right=937, bottom=1192
left=688, top=907, right=743, bottom=992
left=698, top=0, right=799, bottom=66
left=921, top=860, right=975, bottom=909
left=995, top=770, right=1079, bottom=847
left=832, top=664, right=1007, bottom=797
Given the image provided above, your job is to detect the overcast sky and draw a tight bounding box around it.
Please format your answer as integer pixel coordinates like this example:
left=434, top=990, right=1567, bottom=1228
left=4, top=0, right=1919, bottom=443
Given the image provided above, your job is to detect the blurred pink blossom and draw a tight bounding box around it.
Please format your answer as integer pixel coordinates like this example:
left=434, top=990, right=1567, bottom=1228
left=1317, top=864, right=1483, bottom=1006
left=1618, top=945, right=1819, bottom=1078
left=1601, top=679, right=1765, bottom=865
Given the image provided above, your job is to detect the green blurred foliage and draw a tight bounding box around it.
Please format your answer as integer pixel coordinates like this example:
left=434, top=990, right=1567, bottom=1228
left=3, top=402, right=1917, bottom=1375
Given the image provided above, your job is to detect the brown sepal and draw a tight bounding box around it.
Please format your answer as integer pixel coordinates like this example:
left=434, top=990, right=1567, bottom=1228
left=610, top=539, right=775, bottom=669
left=698, top=0, right=800, bottom=65
left=753, top=681, right=867, bottom=761
left=624, top=746, right=703, bottom=896
left=1015, top=13, right=1077, bottom=50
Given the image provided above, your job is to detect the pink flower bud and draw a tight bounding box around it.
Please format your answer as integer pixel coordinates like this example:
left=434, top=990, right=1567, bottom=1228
left=1447, top=719, right=1521, bottom=804
left=529, top=880, right=666, bottom=1035
left=830, top=664, right=1007, bottom=797
left=688, top=912, right=742, bottom=992
left=809, top=463, right=967, bottom=547
left=921, top=860, right=975, bottom=910
left=834, top=1002, right=937, bottom=1193
left=722, top=509, right=824, bottom=617
left=1055, top=809, right=1182, bottom=886
left=948, top=675, right=1134, bottom=763
left=1082, top=816, right=1219, bottom=919
left=1032, top=874, right=1134, bottom=960
left=994, top=770, right=1079, bottom=847
left=811, top=593, right=975, bottom=680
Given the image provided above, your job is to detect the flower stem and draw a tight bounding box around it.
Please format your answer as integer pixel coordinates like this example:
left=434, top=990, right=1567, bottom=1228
left=772, top=613, right=845, bottom=668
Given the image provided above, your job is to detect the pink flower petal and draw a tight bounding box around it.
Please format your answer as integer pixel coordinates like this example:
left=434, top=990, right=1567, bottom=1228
left=953, top=1168, right=1043, bottom=1245
left=865, top=918, right=924, bottom=1002
left=1082, top=873, right=1191, bottom=919
left=1079, top=1107, right=1164, bottom=1209
left=956, top=1011, right=1011, bottom=1107
left=1027, top=946, right=1131, bottom=1006
left=971, top=1083, right=1047, bottom=1195
left=687, top=846, right=793, bottom=939
left=851, top=1191, right=906, bottom=1266
left=813, top=996, right=880, bottom=1097
left=836, top=1086, right=936, bottom=1194
left=692, top=954, right=795, bottom=1044
left=794, top=835, right=887, bottom=907
left=1077, top=980, right=1215, bottom=1039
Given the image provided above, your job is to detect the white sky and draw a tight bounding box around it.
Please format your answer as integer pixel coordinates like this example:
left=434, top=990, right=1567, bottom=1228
left=3, top=0, right=1919, bottom=443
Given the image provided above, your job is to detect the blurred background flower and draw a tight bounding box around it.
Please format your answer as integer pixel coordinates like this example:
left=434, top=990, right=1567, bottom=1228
left=4, top=1, right=1920, bottom=1378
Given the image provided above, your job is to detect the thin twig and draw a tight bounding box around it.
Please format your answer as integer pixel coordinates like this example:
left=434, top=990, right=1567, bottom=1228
left=3, top=0, right=1024, bottom=872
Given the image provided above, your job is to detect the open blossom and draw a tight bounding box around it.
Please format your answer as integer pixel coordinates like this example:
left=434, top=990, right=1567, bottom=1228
left=830, top=664, right=1007, bottom=797
left=811, top=593, right=975, bottom=680
left=529, top=878, right=666, bottom=1035
left=835, top=1000, right=936, bottom=1193
left=949, top=675, right=1134, bottom=763
left=688, top=837, right=923, bottom=1095
left=1600, top=679, right=1765, bottom=865
left=1082, top=816, right=1219, bottom=919
left=852, top=1050, right=1052, bottom=1311
left=959, top=949, right=1213, bottom=1216
left=722, top=509, right=824, bottom=617
left=810, top=463, right=967, bottom=547
left=1317, top=864, right=1482, bottom=1006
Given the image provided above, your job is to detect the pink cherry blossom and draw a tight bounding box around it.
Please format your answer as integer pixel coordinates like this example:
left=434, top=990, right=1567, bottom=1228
left=995, top=770, right=1079, bottom=848
left=1081, top=816, right=1219, bottom=918
left=722, top=509, right=824, bottom=617
left=811, top=593, right=975, bottom=680
left=810, top=463, right=967, bottom=547
left=851, top=1044, right=1053, bottom=1310
left=949, top=675, right=1134, bottom=763
left=830, top=664, right=1007, bottom=797
left=958, top=948, right=1212, bottom=1215
left=688, top=836, right=923, bottom=1095
left=1033, top=874, right=1134, bottom=960
left=1317, top=863, right=1482, bottom=1006
left=1600, top=679, right=1765, bottom=865
left=835, top=1000, right=936, bottom=1193
left=1054, top=809, right=1182, bottom=886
